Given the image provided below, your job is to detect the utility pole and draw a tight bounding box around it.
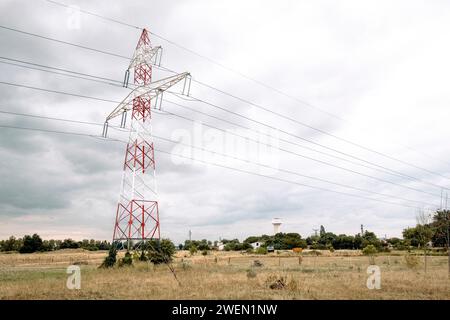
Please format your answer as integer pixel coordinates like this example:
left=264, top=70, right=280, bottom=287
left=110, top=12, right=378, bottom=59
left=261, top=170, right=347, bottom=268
left=104, top=29, right=191, bottom=249
left=361, top=224, right=364, bottom=236
left=189, top=230, right=192, bottom=242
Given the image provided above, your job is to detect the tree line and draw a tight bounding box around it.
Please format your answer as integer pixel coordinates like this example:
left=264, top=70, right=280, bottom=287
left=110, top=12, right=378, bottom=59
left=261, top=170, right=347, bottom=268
left=0, top=234, right=111, bottom=253
left=180, top=210, right=449, bottom=253
left=1, top=210, right=447, bottom=254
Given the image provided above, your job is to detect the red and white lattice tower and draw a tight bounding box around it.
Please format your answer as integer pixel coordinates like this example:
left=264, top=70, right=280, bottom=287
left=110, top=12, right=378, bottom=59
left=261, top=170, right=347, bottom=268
left=103, top=29, right=190, bottom=249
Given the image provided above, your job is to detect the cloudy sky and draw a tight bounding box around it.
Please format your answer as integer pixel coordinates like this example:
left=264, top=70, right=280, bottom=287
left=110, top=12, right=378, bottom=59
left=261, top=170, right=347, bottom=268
left=1, top=0, right=450, bottom=244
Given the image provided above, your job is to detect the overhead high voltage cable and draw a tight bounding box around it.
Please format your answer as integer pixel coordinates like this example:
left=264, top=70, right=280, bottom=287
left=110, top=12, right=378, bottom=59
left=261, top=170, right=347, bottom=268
left=1, top=23, right=448, bottom=182
left=40, top=0, right=450, bottom=173
left=0, top=80, right=444, bottom=199
left=43, top=0, right=343, bottom=121
left=0, top=122, right=433, bottom=209
left=0, top=55, right=448, bottom=192
left=0, top=108, right=438, bottom=207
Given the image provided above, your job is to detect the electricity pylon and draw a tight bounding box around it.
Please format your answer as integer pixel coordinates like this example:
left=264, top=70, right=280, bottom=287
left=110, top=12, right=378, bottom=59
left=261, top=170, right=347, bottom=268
left=103, top=29, right=191, bottom=249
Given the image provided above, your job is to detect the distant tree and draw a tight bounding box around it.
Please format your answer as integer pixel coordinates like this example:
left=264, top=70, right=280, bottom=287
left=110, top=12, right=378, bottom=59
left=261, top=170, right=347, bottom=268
left=19, top=234, right=43, bottom=253
left=96, top=240, right=110, bottom=251
left=403, top=225, right=432, bottom=248
left=197, top=239, right=210, bottom=251
left=361, top=231, right=382, bottom=250
left=416, top=211, right=434, bottom=273
left=318, top=232, right=337, bottom=248
left=306, top=235, right=319, bottom=246
left=430, top=210, right=449, bottom=248
left=353, top=234, right=363, bottom=249
left=332, top=235, right=355, bottom=250
left=278, top=233, right=306, bottom=249
left=243, top=236, right=260, bottom=244
left=60, top=238, right=80, bottom=249
left=147, top=239, right=176, bottom=264
left=1, top=236, right=21, bottom=252
left=41, top=239, right=57, bottom=252
left=386, top=237, right=401, bottom=247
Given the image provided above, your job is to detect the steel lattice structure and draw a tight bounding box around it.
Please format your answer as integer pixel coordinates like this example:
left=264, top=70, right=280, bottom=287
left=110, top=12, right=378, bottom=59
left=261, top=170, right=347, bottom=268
left=103, top=29, right=190, bottom=248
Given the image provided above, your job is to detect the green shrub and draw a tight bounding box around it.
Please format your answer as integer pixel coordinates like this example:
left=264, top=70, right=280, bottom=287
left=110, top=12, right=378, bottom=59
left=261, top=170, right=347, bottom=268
left=138, top=250, right=148, bottom=261
left=119, top=251, right=133, bottom=267
left=362, top=245, right=377, bottom=255
left=147, top=239, right=176, bottom=264
left=201, top=250, right=208, bottom=256
left=189, top=245, right=197, bottom=256
left=255, top=247, right=268, bottom=255
left=100, top=246, right=117, bottom=268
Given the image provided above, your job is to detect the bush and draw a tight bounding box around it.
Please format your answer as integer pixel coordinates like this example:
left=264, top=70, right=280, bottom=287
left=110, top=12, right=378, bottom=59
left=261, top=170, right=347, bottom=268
left=138, top=250, right=148, bottom=261
left=255, top=247, right=268, bottom=255
left=100, top=246, right=117, bottom=268
left=147, top=239, right=176, bottom=264
left=201, top=250, right=208, bottom=256
left=189, top=245, right=197, bottom=256
left=119, top=251, right=133, bottom=267
left=362, top=245, right=377, bottom=255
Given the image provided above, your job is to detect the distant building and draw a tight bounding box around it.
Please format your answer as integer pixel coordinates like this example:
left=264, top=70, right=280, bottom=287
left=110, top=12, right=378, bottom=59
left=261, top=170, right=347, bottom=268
left=217, top=242, right=224, bottom=251
left=250, top=242, right=262, bottom=249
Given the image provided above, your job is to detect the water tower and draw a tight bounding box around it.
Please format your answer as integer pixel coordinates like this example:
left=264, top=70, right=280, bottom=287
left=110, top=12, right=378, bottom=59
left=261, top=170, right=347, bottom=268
left=272, top=218, right=282, bottom=234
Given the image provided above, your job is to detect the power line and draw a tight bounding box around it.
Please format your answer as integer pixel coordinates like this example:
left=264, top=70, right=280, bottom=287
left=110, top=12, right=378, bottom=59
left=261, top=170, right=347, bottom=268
left=0, top=80, right=443, bottom=199
left=42, top=0, right=344, bottom=122
left=0, top=58, right=123, bottom=88
left=2, top=55, right=446, bottom=191
left=0, top=108, right=436, bottom=207
left=41, top=0, right=450, bottom=174
left=0, top=27, right=171, bottom=74
left=159, top=100, right=442, bottom=199
left=170, top=92, right=450, bottom=188
left=2, top=23, right=448, bottom=184
left=0, top=122, right=429, bottom=209
left=2, top=53, right=447, bottom=188
left=1, top=55, right=447, bottom=192
left=0, top=80, right=119, bottom=104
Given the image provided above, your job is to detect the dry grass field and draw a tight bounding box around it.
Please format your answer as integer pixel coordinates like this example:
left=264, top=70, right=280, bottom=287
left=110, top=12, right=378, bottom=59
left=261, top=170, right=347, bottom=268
left=0, top=249, right=449, bottom=299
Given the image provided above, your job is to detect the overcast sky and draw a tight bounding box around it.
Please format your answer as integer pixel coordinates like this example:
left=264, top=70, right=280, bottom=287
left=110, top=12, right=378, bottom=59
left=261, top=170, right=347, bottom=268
left=1, top=0, right=450, bottom=244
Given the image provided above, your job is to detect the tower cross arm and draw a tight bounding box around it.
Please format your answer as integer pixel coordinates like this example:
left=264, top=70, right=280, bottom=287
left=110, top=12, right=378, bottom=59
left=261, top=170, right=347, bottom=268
left=128, top=45, right=162, bottom=71
left=105, top=72, right=191, bottom=122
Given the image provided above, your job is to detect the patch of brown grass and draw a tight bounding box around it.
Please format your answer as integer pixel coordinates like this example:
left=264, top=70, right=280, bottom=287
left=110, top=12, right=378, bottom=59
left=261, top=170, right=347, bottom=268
left=0, top=250, right=449, bottom=299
